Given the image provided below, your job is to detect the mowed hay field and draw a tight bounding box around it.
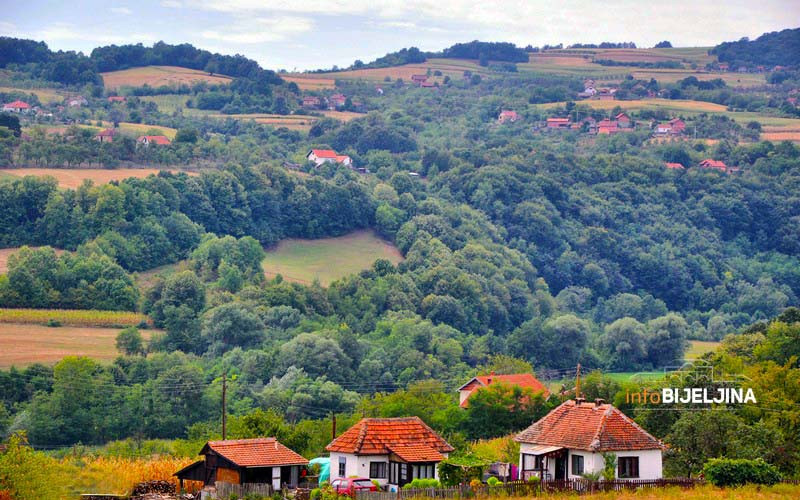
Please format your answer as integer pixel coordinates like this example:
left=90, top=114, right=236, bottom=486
left=686, top=340, right=721, bottom=358
left=292, top=58, right=490, bottom=84
left=537, top=98, right=728, bottom=113
left=0, top=323, right=153, bottom=368
left=0, top=247, right=66, bottom=274
left=101, top=65, right=232, bottom=89
left=0, top=168, right=196, bottom=189
left=262, top=230, right=403, bottom=286
left=0, top=86, right=66, bottom=104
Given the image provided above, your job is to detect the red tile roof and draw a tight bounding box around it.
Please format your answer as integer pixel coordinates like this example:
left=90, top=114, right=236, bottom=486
left=514, top=400, right=663, bottom=452
left=459, top=373, right=549, bottom=408
left=664, top=162, right=685, bottom=169
left=547, top=118, right=570, bottom=123
left=389, top=444, right=444, bottom=463
left=326, top=417, right=453, bottom=455
left=311, top=149, right=337, bottom=158
left=699, top=159, right=727, bottom=169
left=108, top=96, right=126, bottom=102
left=201, top=438, right=309, bottom=467
left=3, top=100, right=30, bottom=109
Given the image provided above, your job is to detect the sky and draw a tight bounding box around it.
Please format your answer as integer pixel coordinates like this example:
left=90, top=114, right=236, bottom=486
left=2, top=1, right=799, bottom=71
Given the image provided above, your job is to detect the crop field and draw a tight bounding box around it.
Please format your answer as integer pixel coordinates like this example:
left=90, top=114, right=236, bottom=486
left=320, top=110, right=365, bottom=121
left=0, top=168, right=195, bottom=189
left=139, top=94, right=189, bottom=113
left=0, top=247, right=66, bottom=274
left=262, top=229, right=404, bottom=286
left=100, top=65, right=232, bottom=89
left=686, top=340, right=721, bottom=359
left=0, top=308, right=148, bottom=327
left=0, top=85, right=65, bottom=104
left=538, top=98, right=728, bottom=113
left=0, top=323, right=155, bottom=368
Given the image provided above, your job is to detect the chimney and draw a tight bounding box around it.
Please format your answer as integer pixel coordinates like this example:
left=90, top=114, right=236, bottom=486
left=488, top=371, right=494, bottom=384
left=575, top=397, right=586, bottom=405
left=595, top=398, right=605, bottom=407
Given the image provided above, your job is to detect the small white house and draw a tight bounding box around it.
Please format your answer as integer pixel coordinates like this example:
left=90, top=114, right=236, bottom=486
left=307, top=149, right=352, bottom=167
left=515, top=399, right=664, bottom=481
left=326, top=417, right=453, bottom=490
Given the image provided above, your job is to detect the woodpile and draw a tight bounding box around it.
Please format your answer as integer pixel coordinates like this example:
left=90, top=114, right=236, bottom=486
left=131, top=480, right=175, bottom=495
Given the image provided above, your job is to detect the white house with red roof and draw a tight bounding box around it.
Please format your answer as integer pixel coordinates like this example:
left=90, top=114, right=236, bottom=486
left=328, top=93, right=347, bottom=109
left=326, top=417, right=453, bottom=489
left=2, top=100, right=31, bottom=113
left=307, top=149, right=352, bottom=167
left=137, top=135, right=171, bottom=146
left=515, top=399, right=663, bottom=481
left=174, top=437, right=308, bottom=490
left=458, top=372, right=549, bottom=408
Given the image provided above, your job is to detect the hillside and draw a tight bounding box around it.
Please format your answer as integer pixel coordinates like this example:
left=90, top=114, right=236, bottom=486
left=711, top=28, right=800, bottom=68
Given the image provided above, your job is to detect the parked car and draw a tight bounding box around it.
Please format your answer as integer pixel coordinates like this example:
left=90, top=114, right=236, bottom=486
left=331, top=477, right=379, bottom=496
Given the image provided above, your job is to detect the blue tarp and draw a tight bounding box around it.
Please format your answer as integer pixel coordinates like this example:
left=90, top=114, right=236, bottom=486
left=310, top=457, right=330, bottom=483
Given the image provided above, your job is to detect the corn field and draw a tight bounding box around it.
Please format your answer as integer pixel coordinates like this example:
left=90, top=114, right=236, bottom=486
left=0, top=308, right=149, bottom=328
left=66, top=456, right=198, bottom=495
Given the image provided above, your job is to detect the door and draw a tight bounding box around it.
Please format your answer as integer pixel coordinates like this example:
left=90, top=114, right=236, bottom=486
left=555, top=456, right=567, bottom=480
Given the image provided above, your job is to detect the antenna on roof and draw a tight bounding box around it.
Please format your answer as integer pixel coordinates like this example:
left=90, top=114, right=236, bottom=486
left=575, top=364, right=581, bottom=400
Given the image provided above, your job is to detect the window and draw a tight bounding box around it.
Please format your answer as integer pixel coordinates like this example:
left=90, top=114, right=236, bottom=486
left=338, top=456, right=347, bottom=477
left=414, top=464, right=435, bottom=479
left=400, top=463, right=408, bottom=481
left=370, top=461, right=387, bottom=479
left=618, top=457, right=639, bottom=479
left=571, top=455, right=584, bottom=476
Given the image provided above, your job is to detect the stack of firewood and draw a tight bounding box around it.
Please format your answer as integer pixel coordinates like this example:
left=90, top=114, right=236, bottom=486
left=131, top=480, right=176, bottom=496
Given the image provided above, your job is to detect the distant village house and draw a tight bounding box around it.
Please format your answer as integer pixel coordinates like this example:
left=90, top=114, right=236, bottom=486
left=498, top=110, right=519, bottom=123
left=458, top=372, right=549, bottom=408
left=107, top=96, right=126, bottom=103
left=137, top=135, right=172, bottom=146
left=66, top=96, right=88, bottom=107
left=546, top=117, right=571, bottom=129
left=411, top=74, right=428, bottom=86
left=328, top=93, right=347, bottom=109
left=307, top=149, right=353, bottom=167
left=302, top=96, right=322, bottom=108
left=95, top=128, right=117, bottom=143
left=2, top=100, right=31, bottom=113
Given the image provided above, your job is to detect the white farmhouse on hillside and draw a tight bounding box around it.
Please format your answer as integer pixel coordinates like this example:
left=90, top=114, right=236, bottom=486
left=306, top=149, right=352, bottom=167
left=326, top=417, right=453, bottom=490
left=515, top=399, right=664, bottom=481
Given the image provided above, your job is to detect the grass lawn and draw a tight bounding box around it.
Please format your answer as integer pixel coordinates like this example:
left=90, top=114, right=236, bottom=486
left=0, top=168, right=195, bottom=189
left=261, top=229, right=403, bottom=286
left=686, top=340, right=721, bottom=359
left=0, top=323, right=153, bottom=368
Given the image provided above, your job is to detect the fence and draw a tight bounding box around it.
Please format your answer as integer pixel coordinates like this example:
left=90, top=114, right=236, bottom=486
left=357, top=479, right=704, bottom=500
left=214, top=481, right=273, bottom=498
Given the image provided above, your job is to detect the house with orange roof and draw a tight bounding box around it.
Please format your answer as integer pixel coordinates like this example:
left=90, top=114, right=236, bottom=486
left=107, top=96, right=126, bottom=103
left=326, top=417, right=453, bottom=489
left=699, top=159, right=727, bottom=172
left=664, top=162, right=685, bottom=170
left=174, top=437, right=309, bottom=490
left=2, top=100, right=31, bottom=113
left=615, top=112, right=632, bottom=128
left=458, top=372, right=549, bottom=408
left=95, top=128, right=117, bottom=143
left=515, top=399, right=664, bottom=481
left=307, top=149, right=353, bottom=167
left=137, top=135, right=171, bottom=146
left=546, top=117, right=571, bottom=129
left=498, top=110, right=519, bottom=123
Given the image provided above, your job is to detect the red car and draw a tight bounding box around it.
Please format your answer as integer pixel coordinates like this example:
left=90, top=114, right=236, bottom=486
left=330, top=477, right=378, bottom=496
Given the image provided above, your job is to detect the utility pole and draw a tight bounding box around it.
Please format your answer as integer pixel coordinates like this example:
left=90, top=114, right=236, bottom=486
left=576, top=363, right=582, bottom=400
left=331, top=412, right=337, bottom=441
left=222, top=371, right=227, bottom=440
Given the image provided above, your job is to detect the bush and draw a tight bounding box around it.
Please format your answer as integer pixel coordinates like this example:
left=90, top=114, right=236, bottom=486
left=46, top=318, right=61, bottom=327
left=486, top=477, right=501, bottom=486
left=703, top=458, right=782, bottom=487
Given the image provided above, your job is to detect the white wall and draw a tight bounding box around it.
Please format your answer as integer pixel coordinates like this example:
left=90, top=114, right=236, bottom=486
left=329, top=452, right=390, bottom=486
left=520, top=445, right=662, bottom=480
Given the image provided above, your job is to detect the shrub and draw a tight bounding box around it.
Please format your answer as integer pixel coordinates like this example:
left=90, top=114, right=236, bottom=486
left=486, top=477, right=501, bottom=486
left=703, top=458, right=782, bottom=487
left=310, top=489, right=321, bottom=500
left=47, top=318, right=61, bottom=327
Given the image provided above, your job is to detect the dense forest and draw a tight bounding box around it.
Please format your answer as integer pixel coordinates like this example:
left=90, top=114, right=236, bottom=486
left=711, top=28, right=800, bottom=69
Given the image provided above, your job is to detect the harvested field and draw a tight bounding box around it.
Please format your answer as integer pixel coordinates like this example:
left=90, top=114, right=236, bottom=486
left=0, top=247, right=66, bottom=274
left=320, top=110, right=365, bottom=121
left=309, top=58, right=489, bottom=82
left=0, top=323, right=154, bottom=368
left=0, top=168, right=196, bottom=188
left=262, top=230, right=403, bottom=286
left=761, top=131, right=800, bottom=142
left=101, top=65, right=232, bottom=89
left=0, top=308, right=148, bottom=327
left=538, top=98, right=728, bottom=113
left=686, top=340, right=721, bottom=359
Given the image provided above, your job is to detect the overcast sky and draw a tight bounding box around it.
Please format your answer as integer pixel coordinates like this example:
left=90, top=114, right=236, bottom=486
left=2, top=1, right=799, bottom=71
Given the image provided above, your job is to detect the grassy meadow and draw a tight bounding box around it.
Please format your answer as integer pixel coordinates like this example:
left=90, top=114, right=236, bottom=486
left=261, top=229, right=403, bottom=286
left=100, top=65, right=232, bottom=89
left=0, top=86, right=65, bottom=105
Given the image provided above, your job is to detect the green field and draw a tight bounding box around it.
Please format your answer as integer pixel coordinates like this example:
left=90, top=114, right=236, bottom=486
left=261, top=230, right=403, bottom=286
